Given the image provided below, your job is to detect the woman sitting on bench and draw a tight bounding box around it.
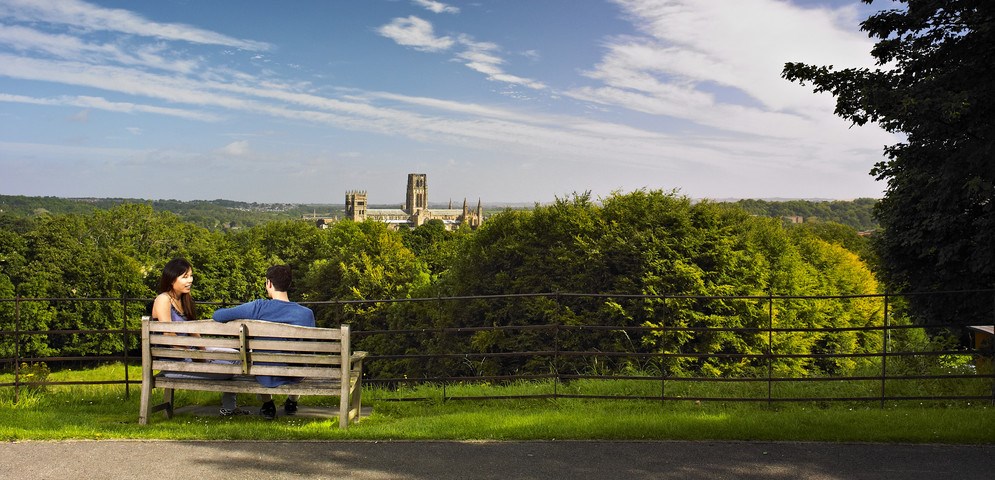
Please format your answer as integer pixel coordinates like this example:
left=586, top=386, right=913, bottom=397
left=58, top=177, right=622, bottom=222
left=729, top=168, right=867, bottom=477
left=151, top=257, right=248, bottom=417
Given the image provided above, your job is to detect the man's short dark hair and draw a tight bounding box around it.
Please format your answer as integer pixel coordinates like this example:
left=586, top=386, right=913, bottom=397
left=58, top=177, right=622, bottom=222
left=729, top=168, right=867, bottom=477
left=266, top=265, right=293, bottom=292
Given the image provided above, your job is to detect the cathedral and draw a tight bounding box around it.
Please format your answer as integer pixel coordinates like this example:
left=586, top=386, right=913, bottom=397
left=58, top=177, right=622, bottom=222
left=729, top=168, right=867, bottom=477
left=344, top=173, right=483, bottom=231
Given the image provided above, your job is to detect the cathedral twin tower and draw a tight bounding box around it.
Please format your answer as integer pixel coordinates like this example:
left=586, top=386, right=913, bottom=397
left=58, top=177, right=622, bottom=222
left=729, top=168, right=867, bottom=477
left=346, top=173, right=483, bottom=230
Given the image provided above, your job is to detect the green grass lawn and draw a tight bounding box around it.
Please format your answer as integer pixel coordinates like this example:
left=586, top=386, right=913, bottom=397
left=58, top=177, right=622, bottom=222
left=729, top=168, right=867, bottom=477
left=2, top=364, right=994, bottom=443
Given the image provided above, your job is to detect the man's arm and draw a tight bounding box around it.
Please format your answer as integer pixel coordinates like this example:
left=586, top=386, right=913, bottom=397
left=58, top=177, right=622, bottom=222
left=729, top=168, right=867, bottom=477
left=212, top=300, right=261, bottom=323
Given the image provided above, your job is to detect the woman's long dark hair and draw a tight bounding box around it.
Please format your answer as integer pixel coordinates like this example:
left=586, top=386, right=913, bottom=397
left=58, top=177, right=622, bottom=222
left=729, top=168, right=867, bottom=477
left=157, top=257, right=197, bottom=320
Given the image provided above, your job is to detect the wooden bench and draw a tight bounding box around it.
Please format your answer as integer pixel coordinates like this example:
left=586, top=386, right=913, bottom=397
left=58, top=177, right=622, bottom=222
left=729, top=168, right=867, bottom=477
left=139, top=317, right=367, bottom=428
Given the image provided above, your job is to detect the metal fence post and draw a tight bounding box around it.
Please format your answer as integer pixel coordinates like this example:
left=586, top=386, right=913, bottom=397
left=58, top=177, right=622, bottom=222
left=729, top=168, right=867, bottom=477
left=767, top=290, right=774, bottom=407
left=661, top=303, right=666, bottom=403
left=554, top=292, right=560, bottom=399
left=13, top=293, right=20, bottom=404
left=990, top=323, right=994, bottom=407
left=881, top=291, right=889, bottom=408
left=122, top=296, right=130, bottom=399
left=553, top=322, right=560, bottom=399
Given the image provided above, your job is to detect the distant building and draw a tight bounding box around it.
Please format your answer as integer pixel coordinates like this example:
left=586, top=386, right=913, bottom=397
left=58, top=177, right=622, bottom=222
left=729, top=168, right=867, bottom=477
left=344, top=173, right=483, bottom=231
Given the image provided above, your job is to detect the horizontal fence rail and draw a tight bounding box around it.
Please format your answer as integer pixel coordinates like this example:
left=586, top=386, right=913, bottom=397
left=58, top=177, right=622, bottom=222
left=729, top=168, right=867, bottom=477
left=2, top=291, right=994, bottom=406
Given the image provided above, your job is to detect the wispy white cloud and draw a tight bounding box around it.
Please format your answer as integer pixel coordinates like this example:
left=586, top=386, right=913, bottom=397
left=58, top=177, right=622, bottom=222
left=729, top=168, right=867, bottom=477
left=219, top=140, right=251, bottom=156
left=520, top=50, right=541, bottom=62
left=0, top=45, right=678, bottom=171
left=0, top=92, right=221, bottom=121
left=376, top=16, right=454, bottom=52
left=413, top=0, right=460, bottom=15
left=359, top=91, right=545, bottom=123
left=0, top=53, right=252, bottom=110
left=456, top=35, right=547, bottom=90
left=0, top=0, right=270, bottom=51
left=69, top=109, right=89, bottom=123
left=377, top=16, right=547, bottom=90
left=563, top=0, right=891, bottom=145
left=606, top=0, right=872, bottom=111
left=0, top=24, right=201, bottom=74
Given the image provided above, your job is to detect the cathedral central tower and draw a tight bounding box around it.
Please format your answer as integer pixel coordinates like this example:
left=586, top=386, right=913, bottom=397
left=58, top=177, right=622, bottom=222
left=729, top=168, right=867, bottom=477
left=405, top=173, right=428, bottom=214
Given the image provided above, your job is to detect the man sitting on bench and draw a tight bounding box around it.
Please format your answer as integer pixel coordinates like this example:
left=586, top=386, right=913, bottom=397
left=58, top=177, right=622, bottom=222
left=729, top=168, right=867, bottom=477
left=212, top=265, right=316, bottom=420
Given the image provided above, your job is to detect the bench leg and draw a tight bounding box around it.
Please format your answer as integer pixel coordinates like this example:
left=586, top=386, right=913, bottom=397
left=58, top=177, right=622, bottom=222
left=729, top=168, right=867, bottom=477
left=139, top=379, right=152, bottom=425
left=338, top=392, right=349, bottom=429
left=351, top=373, right=364, bottom=423
left=164, top=388, right=175, bottom=419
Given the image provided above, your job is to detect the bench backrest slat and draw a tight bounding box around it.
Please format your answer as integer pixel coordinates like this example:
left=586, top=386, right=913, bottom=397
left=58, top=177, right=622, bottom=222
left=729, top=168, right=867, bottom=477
left=248, top=339, right=342, bottom=353
left=148, top=349, right=344, bottom=367
left=147, top=336, right=243, bottom=349
left=246, top=352, right=342, bottom=366
left=148, top=348, right=242, bottom=362
left=236, top=365, right=345, bottom=378
left=147, top=319, right=342, bottom=340
left=148, top=336, right=342, bottom=354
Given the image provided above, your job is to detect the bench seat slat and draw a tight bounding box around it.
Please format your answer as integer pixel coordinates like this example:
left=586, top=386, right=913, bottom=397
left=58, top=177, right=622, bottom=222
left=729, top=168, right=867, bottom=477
left=151, top=363, right=347, bottom=379
left=153, top=374, right=358, bottom=396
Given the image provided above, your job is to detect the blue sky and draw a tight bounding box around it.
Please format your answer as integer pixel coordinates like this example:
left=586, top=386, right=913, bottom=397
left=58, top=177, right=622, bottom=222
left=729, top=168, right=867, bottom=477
left=0, top=0, right=898, bottom=204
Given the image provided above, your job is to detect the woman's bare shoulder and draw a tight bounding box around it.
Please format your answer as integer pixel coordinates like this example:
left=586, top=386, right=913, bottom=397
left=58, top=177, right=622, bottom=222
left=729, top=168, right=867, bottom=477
left=151, top=293, right=171, bottom=321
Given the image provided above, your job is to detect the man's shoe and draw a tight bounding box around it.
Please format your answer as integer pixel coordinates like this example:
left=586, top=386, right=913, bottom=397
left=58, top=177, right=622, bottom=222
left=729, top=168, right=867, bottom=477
left=283, top=399, right=298, bottom=416
left=260, top=400, right=277, bottom=420
left=220, top=407, right=251, bottom=417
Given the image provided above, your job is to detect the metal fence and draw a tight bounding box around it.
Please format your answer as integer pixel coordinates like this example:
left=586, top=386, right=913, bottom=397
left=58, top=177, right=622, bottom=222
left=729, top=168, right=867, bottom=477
left=2, top=291, right=994, bottom=405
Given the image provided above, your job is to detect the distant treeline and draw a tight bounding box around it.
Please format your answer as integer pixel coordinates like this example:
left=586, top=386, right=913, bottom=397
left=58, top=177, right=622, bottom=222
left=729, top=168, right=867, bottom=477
left=0, top=195, right=342, bottom=230
left=1, top=195, right=879, bottom=231
left=733, top=198, right=878, bottom=231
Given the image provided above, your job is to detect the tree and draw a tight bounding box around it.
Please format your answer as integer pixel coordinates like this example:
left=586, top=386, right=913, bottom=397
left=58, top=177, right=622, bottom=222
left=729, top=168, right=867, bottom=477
left=783, top=1, right=995, bottom=325
left=399, top=219, right=467, bottom=280
left=0, top=228, right=25, bottom=359
left=301, top=220, right=430, bottom=327
left=790, top=221, right=879, bottom=273
left=231, top=220, right=331, bottom=284
left=433, top=190, right=883, bottom=378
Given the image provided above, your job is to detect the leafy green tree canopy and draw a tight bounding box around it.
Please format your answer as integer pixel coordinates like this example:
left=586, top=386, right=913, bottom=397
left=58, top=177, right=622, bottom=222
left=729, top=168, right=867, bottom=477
left=431, top=190, right=883, bottom=377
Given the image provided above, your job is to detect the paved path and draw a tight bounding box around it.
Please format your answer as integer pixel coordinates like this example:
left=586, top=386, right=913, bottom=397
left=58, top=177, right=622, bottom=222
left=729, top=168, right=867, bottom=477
left=2, top=440, right=992, bottom=479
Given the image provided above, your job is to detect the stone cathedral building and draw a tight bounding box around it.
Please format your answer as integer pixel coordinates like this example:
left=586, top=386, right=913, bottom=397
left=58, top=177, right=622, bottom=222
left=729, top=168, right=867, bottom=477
left=345, top=173, right=483, bottom=231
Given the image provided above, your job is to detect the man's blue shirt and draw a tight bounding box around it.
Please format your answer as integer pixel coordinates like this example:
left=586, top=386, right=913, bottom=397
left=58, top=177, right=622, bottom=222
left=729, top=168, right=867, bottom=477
left=213, top=299, right=315, bottom=387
